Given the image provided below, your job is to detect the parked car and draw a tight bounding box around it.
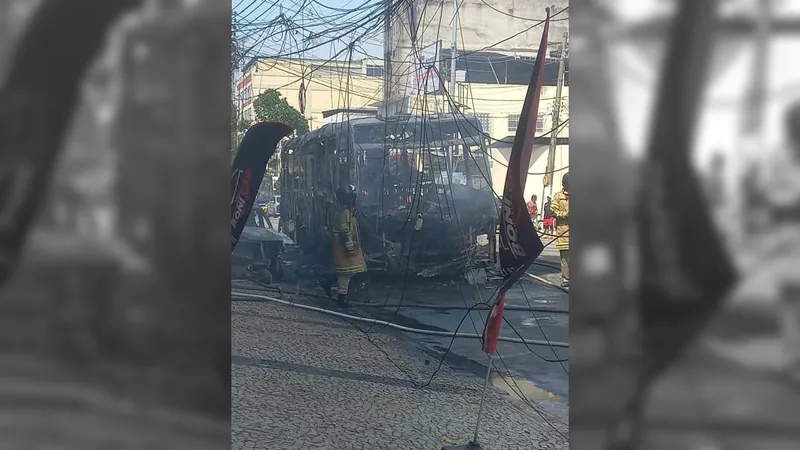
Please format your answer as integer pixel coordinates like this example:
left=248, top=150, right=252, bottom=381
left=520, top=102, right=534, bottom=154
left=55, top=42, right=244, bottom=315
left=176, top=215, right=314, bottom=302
left=232, top=209, right=289, bottom=284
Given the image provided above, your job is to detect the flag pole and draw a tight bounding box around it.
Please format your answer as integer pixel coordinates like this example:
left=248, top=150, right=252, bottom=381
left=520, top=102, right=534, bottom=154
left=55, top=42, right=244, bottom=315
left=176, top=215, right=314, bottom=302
left=442, top=355, right=492, bottom=450
left=444, top=290, right=506, bottom=450
left=472, top=354, right=493, bottom=446
left=445, top=8, right=550, bottom=450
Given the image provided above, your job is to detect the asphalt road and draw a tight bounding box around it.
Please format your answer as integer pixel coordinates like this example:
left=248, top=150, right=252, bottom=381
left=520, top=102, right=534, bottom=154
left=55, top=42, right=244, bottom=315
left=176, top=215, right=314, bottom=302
left=360, top=257, right=567, bottom=395
left=262, top=217, right=569, bottom=407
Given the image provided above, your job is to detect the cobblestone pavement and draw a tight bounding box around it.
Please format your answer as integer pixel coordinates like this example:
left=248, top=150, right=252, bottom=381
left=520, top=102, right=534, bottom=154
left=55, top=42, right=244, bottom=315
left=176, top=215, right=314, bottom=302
left=232, top=299, right=569, bottom=450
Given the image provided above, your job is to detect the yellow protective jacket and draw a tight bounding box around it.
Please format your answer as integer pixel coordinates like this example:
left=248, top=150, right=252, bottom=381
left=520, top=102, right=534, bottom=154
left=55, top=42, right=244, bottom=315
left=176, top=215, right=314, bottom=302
left=332, top=208, right=367, bottom=275
left=550, top=190, right=569, bottom=251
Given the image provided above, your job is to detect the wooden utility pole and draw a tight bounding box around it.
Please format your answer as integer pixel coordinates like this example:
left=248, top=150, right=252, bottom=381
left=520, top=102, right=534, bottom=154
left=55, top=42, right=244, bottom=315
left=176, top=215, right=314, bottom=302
left=449, top=0, right=459, bottom=97
left=544, top=30, right=568, bottom=204
left=382, top=0, right=394, bottom=116
left=447, top=0, right=459, bottom=183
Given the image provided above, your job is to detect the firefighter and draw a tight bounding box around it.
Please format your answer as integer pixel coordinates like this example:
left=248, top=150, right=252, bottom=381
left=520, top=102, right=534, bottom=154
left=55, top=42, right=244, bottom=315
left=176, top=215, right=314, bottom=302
left=322, top=185, right=367, bottom=304
left=550, top=172, right=570, bottom=287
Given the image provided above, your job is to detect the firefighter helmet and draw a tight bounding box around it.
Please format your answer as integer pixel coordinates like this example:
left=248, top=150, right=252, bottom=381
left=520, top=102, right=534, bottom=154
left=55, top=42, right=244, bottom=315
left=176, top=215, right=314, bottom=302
left=335, top=184, right=357, bottom=206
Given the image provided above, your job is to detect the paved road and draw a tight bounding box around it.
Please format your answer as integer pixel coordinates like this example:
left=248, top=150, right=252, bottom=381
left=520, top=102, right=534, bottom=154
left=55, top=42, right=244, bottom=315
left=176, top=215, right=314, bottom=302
left=347, top=256, right=569, bottom=408
left=265, top=216, right=569, bottom=411
left=232, top=295, right=569, bottom=449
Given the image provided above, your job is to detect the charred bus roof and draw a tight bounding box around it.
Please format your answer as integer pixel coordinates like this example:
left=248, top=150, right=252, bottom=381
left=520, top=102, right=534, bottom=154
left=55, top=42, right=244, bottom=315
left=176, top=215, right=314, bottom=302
left=283, top=115, right=487, bottom=154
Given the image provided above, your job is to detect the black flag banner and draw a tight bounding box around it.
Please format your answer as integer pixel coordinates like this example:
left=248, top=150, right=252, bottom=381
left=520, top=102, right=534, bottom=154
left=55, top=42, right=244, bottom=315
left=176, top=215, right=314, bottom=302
left=494, top=10, right=550, bottom=297
left=637, top=0, right=737, bottom=386
left=231, top=121, right=293, bottom=250
left=482, top=7, right=550, bottom=356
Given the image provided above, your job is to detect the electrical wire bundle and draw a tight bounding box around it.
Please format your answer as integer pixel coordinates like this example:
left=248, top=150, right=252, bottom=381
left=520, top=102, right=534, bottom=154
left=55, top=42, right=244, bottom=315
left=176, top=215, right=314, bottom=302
left=230, top=0, right=571, bottom=438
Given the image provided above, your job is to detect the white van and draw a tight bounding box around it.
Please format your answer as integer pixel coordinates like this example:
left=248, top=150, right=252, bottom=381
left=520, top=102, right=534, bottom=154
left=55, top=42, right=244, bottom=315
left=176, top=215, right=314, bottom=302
left=268, top=195, right=281, bottom=217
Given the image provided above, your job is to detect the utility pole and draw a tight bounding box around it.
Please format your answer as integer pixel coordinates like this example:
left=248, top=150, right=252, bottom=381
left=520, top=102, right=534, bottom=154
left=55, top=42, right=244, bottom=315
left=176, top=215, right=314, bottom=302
left=382, top=0, right=394, bottom=117
left=447, top=0, right=459, bottom=184
left=450, top=0, right=459, bottom=104
left=232, top=12, right=242, bottom=150
left=544, top=30, right=568, bottom=204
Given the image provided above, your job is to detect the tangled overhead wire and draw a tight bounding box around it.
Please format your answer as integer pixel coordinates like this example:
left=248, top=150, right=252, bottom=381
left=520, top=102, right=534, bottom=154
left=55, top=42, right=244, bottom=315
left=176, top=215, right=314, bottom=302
left=231, top=0, right=571, bottom=422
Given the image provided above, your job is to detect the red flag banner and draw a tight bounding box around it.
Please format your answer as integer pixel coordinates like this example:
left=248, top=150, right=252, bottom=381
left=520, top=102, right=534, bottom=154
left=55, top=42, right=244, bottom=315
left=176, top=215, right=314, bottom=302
left=482, top=9, right=550, bottom=354
left=482, top=293, right=506, bottom=355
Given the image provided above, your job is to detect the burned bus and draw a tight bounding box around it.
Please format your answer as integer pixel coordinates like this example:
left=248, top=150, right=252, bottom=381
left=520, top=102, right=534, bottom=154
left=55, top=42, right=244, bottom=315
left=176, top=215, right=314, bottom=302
left=279, top=114, right=498, bottom=278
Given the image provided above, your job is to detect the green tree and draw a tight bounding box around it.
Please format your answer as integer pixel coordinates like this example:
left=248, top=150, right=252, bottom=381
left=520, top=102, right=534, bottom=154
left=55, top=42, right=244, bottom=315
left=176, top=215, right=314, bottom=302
left=252, top=89, right=308, bottom=135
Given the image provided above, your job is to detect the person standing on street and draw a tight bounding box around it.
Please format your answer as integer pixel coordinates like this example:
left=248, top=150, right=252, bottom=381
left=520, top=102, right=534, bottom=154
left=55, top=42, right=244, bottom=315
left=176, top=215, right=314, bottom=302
left=527, top=194, right=539, bottom=228
left=550, top=173, right=570, bottom=287
left=322, top=185, right=367, bottom=304
left=543, top=196, right=554, bottom=235
left=254, top=204, right=268, bottom=228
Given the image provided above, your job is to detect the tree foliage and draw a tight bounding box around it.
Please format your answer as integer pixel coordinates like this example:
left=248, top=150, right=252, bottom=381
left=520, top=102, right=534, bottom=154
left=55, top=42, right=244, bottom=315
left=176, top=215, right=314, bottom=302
left=231, top=101, right=239, bottom=131
left=252, top=89, right=308, bottom=135
left=231, top=102, right=249, bottom=132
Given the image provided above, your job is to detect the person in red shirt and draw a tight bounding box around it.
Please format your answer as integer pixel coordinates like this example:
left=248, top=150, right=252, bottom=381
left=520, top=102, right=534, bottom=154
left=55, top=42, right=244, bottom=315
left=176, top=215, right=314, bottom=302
left=543, top=196, right=554, bottom=234
left=526, top=194, right=539, bottom=226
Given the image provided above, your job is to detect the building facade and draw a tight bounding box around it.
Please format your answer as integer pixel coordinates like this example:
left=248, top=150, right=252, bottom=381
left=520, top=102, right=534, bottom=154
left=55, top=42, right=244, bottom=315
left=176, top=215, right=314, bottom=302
left=236, top=53, right=568, bottom=205
left=395, top=0, right=569, bottom=59
left=470, top=83, right=570, bottom=203
left=236, top=57, right=384, bottom=131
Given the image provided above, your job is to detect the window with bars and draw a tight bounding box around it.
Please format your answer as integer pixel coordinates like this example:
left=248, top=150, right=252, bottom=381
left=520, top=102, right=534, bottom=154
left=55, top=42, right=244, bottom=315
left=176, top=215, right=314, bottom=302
left=508, top=114, right=520, bottom=133
left=476, top=113, right=491, bottom=134
left=365, top=65, right=384, bottom=77
left=508, top=114, right=546, bottom=134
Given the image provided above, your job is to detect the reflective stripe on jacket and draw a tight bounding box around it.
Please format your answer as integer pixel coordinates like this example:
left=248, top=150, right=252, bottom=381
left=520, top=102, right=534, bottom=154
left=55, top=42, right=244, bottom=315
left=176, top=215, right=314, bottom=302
left=550, top=190, right=569, bottom=251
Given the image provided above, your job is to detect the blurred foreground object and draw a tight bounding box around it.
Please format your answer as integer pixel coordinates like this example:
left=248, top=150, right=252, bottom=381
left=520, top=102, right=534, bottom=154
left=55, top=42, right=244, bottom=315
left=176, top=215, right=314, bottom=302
left=568, top=1, right=640, bottom=449
left=770, top=101, right=800, bottom=381
left=637, top=0, right=736, bottom=391
left=0, top=0, right=142, bottom=288
left=763, top=102, right=800, bottom=217
left=0, top=0, right=230, bottom=448
left=114, top=0, right=230, bottom=417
